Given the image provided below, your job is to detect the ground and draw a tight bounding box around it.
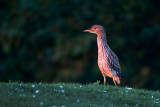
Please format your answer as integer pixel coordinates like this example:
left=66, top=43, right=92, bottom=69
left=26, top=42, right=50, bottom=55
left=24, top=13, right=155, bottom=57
left=0, top=82, right=159, bottom=107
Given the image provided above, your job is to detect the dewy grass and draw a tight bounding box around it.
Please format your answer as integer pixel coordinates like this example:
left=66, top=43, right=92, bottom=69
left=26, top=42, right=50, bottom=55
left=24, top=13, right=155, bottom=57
left=0, top=82, right=159, bottom=107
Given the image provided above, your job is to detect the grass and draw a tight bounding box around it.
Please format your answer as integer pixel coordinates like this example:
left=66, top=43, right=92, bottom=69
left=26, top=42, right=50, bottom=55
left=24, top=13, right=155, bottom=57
left=0, top=82, right=159, bottom=107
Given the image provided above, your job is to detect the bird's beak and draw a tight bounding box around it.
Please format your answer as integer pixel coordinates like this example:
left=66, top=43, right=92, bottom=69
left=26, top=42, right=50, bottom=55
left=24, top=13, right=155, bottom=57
left=83, top=29, right=94, bottom=33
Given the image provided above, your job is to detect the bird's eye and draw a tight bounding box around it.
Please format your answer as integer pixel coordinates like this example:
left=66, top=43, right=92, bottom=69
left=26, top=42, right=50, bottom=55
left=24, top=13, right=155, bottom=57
left=93, top=28, right=96, bottom=30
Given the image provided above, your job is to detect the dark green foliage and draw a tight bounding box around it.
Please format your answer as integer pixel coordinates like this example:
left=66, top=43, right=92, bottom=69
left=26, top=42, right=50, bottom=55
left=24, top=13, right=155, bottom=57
left=0, top=0, right=160, bottom=90
left=0, top=82, right=159, bottom=107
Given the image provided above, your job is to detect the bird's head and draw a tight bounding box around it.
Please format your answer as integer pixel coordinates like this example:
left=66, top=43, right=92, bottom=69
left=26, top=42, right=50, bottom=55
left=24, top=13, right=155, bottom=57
left=83, top=25, right=105, bottom=35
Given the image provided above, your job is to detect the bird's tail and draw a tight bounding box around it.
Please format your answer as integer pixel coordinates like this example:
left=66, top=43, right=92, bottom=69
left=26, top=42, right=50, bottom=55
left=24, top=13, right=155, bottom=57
left=115, top=76, right=120, bottom=85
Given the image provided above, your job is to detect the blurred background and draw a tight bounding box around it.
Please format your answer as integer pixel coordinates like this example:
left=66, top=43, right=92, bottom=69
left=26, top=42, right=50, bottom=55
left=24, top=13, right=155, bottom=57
left=0, top=0, right=160, bottom=90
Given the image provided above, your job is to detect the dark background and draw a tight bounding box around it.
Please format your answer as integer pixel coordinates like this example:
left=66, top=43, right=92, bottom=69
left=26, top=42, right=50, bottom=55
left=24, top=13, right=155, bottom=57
left=0, top=0, right=160, bottom=90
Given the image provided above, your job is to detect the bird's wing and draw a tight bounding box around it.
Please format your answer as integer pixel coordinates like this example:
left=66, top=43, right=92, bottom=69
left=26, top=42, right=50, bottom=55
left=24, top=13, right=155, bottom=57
left=108, top=50, right=121, bottom=77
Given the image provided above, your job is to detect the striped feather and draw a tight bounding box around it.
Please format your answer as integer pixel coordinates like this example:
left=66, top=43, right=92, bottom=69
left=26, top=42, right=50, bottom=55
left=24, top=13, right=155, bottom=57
left=97, top=32, right=121, bottom=78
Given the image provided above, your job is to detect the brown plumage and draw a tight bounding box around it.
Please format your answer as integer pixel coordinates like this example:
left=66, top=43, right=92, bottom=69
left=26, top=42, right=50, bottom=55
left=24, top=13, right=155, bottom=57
left=83, top=25, right=121, bottom=86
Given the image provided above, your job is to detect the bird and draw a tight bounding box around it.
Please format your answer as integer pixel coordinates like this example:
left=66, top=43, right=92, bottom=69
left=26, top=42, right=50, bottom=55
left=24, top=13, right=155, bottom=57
left=83, top=25, right=121, bottom=86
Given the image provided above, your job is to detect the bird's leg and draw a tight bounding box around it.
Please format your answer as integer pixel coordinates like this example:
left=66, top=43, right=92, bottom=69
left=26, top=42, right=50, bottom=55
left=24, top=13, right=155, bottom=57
left=104, top=76, right=106, bottom=86
left=113, top=76, right=117, bottom=86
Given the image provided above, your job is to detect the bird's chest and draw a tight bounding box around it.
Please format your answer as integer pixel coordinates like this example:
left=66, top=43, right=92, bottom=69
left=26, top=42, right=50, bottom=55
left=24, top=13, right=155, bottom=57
left=98, top=53, right=110, bottom=71
left=98, top=59, right=111, bottom=77
left=98, top=58, right=109, bottom=68
left=97, top=45, right=109, bottom=64
left=98, top=60, right=104, bottom=69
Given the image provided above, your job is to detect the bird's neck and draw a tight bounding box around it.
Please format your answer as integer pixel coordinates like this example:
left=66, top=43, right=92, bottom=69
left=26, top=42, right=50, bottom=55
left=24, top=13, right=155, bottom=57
left=97, top=33, right=108, bottom=46
left=97, top=32, right=109, bottom=58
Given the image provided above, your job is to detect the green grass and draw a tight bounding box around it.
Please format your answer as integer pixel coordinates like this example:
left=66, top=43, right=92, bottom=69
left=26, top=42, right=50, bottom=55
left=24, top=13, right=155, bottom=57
left=0, top=82, right=159, bottom=107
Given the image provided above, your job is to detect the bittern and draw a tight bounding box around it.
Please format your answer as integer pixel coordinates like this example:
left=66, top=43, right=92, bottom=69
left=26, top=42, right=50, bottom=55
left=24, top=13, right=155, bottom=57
left=83, top=25, right=121, bottom=86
